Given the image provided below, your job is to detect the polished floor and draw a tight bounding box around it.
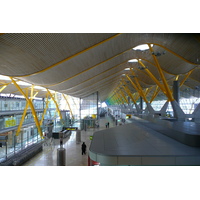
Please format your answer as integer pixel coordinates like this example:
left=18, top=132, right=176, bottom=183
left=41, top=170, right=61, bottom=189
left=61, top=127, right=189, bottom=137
left=23, top=116, right=115, bottom=166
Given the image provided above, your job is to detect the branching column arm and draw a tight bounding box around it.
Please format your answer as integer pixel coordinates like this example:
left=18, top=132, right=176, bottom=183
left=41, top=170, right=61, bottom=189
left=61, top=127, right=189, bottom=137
left=150, top=86, right=161, bottom=103
left=180, top=69, right=195, bottom=87
left=47, top=89, right=62, bottom=120
left=10, top=79, right=43, bottom=138
left=138, top=60, right=166, bottom=95
left=148, top=44, right=174, bottom=101
left=119, top=89, right=129, bottom=104
left=121, top=81, right=137, bottom=104
left=125, top=74, right=148, bottom=104
left=62, top=94, right=74, bottom=120
left=116, top=90, right=125, bottom=104
left=40, top=93, right=50, bottom=126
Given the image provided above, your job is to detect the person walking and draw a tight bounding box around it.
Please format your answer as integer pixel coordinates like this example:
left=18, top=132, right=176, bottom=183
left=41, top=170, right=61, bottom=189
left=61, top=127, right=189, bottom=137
left=107, top=122, right=110, bottom=128
left=81, top=142, right=87, bottom=155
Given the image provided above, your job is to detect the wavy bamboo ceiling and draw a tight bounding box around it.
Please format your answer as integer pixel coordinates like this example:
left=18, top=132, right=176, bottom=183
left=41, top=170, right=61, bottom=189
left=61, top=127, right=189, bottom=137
left=0, top=33, right=200, bottom=101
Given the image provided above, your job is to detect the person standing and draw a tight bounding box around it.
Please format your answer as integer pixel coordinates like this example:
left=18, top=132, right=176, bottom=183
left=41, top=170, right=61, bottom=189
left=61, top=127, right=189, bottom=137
left=107, top=122, right=109, bottom=128
left=81, top=142, right=87, bottom=155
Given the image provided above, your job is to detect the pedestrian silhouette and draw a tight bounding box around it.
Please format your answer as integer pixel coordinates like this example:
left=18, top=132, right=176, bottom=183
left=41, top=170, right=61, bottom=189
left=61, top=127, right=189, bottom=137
left=81, top=142, right=86, bottom=155
left=105, top=122, right=108, bottom=128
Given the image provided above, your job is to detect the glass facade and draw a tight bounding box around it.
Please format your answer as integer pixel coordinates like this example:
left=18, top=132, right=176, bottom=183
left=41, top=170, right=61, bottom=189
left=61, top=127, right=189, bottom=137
left=80, top=92, right=98, bottom=119
left=0, top=93, right=81, bottom=163
left=0, top=97, right=44, bottom=162
left=0, top=97, right=43, bottom=111
left=0, top=126, right=42, bottom=162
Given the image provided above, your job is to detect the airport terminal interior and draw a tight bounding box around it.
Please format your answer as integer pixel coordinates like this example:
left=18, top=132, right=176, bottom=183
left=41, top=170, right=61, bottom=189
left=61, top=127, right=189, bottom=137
left=1, top=33, right=200, bottom=166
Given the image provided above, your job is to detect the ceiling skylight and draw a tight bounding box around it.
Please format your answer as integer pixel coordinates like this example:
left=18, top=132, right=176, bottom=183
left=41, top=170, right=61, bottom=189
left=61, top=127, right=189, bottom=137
left=128, top=59, right=138, bottom=62
left=0, top=75, right=10, bottom=80
left=133, top=44, right=153, bottom=51
left=17, top=81, right=32, bottom=86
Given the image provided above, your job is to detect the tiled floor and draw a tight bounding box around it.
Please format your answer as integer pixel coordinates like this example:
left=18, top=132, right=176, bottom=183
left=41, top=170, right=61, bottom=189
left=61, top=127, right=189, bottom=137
left=23, top=116, right=115, bottom=166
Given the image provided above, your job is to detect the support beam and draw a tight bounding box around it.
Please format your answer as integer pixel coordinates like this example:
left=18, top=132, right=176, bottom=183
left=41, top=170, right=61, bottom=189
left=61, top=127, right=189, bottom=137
left=150, top=86, right=160, bottom=103
left=16, top=88, right=39, bottom=136
left=125, top=74, right=148, bottom=104
left=16, top=100, right=29, bottom=136
left=180, top=69, right=195, bottom=87
left=130, top=69, right=149, bottom=103
left=148, top=44, right=174, bottom=102
left=40, top=93, right=50, bottom=126
left=173, top=80, right=180, bottom=104
left=62, top=94, right=74, bottom=120
left=0, top=85, right=8, bottom=93
left=119, top=90, right=129, bottom=104
left=138, top=60, right=166, bottom=95
left=47, top=89, right=63, bottom=120
left=121, top=81, right=141, bottom=113
left=10, top=78, right=43, bottom=138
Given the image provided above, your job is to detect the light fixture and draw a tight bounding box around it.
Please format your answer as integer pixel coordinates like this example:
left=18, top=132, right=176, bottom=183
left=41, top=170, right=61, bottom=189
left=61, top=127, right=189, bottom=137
left=152, top=51, right=166, bottom=56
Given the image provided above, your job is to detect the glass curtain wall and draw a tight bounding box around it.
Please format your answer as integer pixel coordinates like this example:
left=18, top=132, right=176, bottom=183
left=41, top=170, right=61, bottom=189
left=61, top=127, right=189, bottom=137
left=80, top=92, right=98, bottom=119
left=0, top=126, right=42, bottom=163
left=79, top=92, right=99, bottom=129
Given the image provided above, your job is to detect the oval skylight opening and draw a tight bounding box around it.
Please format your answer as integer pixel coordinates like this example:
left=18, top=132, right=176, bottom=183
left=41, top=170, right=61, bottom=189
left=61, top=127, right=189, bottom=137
left=133, top=44, right=153, bottom=51
left=128, top=59, right=138, bottom=62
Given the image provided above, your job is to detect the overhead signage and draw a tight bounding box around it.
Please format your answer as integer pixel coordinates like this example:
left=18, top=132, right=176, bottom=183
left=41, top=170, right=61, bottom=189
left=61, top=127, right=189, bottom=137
left=65, top=127, right=78, bottom=131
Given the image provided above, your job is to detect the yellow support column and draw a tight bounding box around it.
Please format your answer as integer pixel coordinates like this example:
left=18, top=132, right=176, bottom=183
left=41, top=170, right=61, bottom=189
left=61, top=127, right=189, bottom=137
left=150, top=86, right=161, bottom=103
left=122, top=85, right=137, bottom=104
left=180, top=69, right=194, bottom=87
left=16, top=100, right=29, bottom=136
left=16, top=87, right=39, bottom=136
left=62, top=94, right=74, bottom=120
left=119, top=89, right=129, bottom=104
left=47, top=89, right=63, bottom=120
left=130, top=69, right=149, bottom=103
left=0, top=85, right=8, bottom=92
left=125, top=74, right=148, bottom=104
left=113, top=94, right=120, bottom=104
left=138, top=60, right=166, bottom=95
left=40, top=93, right=50, bottom=126
left=10, top=78, right=43, bottom=138
left=121, top=80, right=137, bottom=105
left=148, top=44, right=174, bottom=101
left=134, top=93, right=140, bottom=102
left=116, top=91, right=125, bottom=105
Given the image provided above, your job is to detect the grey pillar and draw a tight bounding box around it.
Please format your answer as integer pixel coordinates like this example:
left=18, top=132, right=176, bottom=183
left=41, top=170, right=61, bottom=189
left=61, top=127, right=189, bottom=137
left=140, top=97, right=143, bottom=112
left=76, top=129, right=81, bottom=143
left=80, top=98, right=81, bottom=121
left=173, top=81, right=180, bottom=105
left=97, top=91, right=99, bottom=120
left=160, top=101, right=169, bottom=116
left=128, top=96, right=130, bottom=104
left=192, top=103, right=200, bottom=122
left=135, top=103, right=141, bottom=114
left=171, top=100, right=185, bottom=120
left=57, top=148, right=66, bottom=166
left=146, top=103, right=155, bottom=114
